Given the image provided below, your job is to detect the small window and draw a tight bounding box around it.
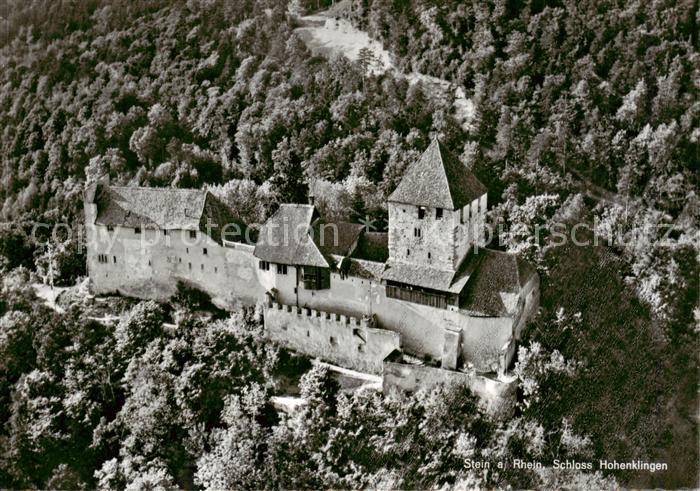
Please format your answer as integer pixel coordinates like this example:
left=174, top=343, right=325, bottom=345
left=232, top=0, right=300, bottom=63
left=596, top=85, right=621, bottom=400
left=436, top=208, right=443, bottom=219
left=189, top=230, right=197, bottom=239
left=113, top=256, right=117, bottom=263
left=306, top=330, right=310, bottom=337
left=188, top=262, right=192, bottom=270
left=418, top=206, right=426, bottom=219
left=276, top=264, right=287, bottom=275
left=186, top=247, right=189, bottom=254
left=203, top=248, right=208, bottom=255
left=258, top=260, right=270, bottom=271
left=163, top=230, right=168, bottom=236
left=106, top=225, right=114, bottom=232
left=214, top=267, right=218, bottom=273
left=330, top=336, right=337, bottom=346
left=148, top=260, right=151, bottom=266
left=414, top=227, right=422, bottom=238
left=428, top=252, right=431, bottom=259
left=358, top=344, right=364, bottom=353
left=134, top=227, right=141, bottom=234
left=178, top=257, right=182, bottom=263
left=407, top=249, right=410, bottom=256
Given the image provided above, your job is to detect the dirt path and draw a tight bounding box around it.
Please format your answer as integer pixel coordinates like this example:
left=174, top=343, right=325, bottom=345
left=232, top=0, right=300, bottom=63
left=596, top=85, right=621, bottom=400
left=293, top=7, right=475, bottom=131
left=294, top=5, right=622, bottom=205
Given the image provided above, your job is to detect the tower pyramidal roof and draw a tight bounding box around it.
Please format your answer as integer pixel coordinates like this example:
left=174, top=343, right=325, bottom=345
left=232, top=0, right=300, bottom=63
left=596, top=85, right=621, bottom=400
left=388, top=138, right=486, bottom=209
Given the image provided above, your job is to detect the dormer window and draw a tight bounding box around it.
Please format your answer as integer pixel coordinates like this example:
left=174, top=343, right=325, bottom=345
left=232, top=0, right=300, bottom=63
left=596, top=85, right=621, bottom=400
left=436, top=208, right=443, bottom=220
left=418, top=206, right=426, bottom=219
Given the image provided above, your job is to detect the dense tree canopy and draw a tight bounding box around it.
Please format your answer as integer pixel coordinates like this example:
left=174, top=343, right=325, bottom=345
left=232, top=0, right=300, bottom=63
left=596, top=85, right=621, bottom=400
left=0, top=0, right=697, bottom=488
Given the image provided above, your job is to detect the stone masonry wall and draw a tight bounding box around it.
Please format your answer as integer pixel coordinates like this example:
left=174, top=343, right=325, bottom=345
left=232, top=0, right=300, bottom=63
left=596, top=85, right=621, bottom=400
left=383, top=361, right=517, bottom=418
left=388, top=202, right=456, bottom=270
left=264, top=300, right=401, bottom=374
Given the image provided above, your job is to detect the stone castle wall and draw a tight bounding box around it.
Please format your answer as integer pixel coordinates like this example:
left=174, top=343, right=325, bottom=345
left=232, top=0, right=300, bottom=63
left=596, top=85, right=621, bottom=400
left=85, top=209, right=265, bottom=308
left=387, top=194, right=487, bottom=271
left=263, top=300, right=401, bottom=373
left=383, top=361, right=517, bottom=418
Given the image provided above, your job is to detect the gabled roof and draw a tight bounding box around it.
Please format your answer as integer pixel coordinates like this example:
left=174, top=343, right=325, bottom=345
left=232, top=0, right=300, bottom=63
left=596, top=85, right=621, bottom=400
left=93, top=185, right=247, bottom=244
left=460, top=249, right=537, bottom=317
left=313, top=221, right=364, bottom=257
left=352, top=231, right=389, bottom=263
left=254, top=204, right=329, bottom=268
left=388, top=138, right=486, bottom=210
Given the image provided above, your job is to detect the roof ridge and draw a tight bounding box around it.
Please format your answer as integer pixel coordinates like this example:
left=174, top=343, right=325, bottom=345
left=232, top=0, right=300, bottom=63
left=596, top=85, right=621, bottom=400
left=434, top=140, right=455, bottom=209
left=109, top=185, right=206, bottom=193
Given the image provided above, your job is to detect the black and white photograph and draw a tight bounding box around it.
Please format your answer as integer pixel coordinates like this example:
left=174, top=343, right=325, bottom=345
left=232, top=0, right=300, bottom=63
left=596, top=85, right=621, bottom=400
left=0, top=0, right=698, bottom=489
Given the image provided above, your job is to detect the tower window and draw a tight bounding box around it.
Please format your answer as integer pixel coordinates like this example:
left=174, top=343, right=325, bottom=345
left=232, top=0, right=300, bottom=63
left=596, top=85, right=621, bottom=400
left=436, top=208, right=443, bottom=219
left=418, top=206, right=426, bottom=219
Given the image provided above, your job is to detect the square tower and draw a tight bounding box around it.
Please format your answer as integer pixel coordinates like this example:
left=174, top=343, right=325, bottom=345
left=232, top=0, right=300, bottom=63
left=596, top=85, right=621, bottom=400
left=387, top=138, right=487, bottom=271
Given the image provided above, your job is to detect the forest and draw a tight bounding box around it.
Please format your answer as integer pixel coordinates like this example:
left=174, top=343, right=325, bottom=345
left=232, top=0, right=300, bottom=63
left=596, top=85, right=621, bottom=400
left=0, top=0, right=697, bottom=488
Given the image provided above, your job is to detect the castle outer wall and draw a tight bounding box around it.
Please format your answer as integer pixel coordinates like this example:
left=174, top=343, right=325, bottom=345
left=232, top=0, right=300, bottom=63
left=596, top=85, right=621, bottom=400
left=88, top=198, right=537, bottom=375
left=85, top=200, right=266, bottom=308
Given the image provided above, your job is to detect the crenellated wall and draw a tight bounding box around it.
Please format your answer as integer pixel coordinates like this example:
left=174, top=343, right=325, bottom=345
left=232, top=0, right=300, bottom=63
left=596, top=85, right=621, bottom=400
left=263, top=299, right=401, bottom=374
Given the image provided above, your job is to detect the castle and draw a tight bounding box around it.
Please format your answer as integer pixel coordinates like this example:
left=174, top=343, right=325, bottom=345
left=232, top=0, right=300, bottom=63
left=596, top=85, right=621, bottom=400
left=84, top=139, right=539, bottom=416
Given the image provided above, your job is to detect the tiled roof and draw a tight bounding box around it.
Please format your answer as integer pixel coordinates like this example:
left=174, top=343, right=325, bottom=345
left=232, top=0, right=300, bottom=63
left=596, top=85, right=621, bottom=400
left=381, top=246, right=479, bottom=294
left=94, top=185, right=247, bottom=244
left=96, top=185, right=206, bottom=229
left=347, top=258, right=386, bottom=280
left=382, top=261, right=457, bottom=292
left=352, top=231, right=389, bottom=263
left=254, top=204, right=329, bottom=267
left=460, top=249, right=537, bottom=317
left=313, top=221, right=364, bottom=257
left=388, top=138, right=486, bottom=209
